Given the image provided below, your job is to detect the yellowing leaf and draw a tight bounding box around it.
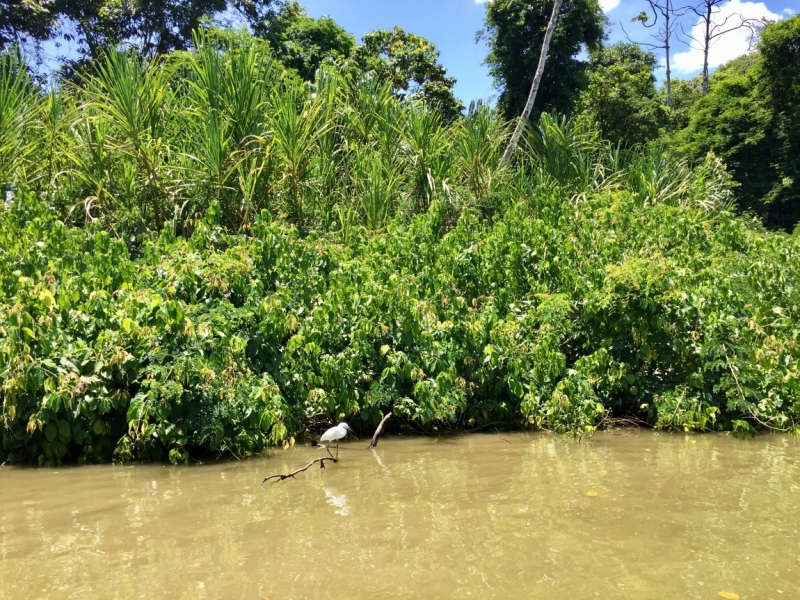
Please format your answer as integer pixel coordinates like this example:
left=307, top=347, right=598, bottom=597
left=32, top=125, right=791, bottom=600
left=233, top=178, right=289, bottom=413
left=718, top=592, right=739, bottom=599
left=38, top=289, right=56, bottom=308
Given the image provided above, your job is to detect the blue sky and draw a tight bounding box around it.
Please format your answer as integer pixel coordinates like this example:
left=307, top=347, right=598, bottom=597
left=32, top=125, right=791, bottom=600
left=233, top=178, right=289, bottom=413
left=298, top=0, right=799, bottom=105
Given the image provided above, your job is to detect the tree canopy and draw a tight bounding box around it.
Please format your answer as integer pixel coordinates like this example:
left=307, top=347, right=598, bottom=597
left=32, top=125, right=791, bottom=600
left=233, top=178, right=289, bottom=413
left=256, top=1, right=354, bottom=81
left=254, top=13, right=463, bottom=120
left=354, top=26, right=463, bottom=122
left=481, top=0, right=606, bottom=120
left=3, top=4, right=800, bottom=467
left=678, top=15, right=800, bottom=230
left=0, top=0, right=57, bottom=49
left=1, top=0, right=279, bottom=59
left=577, top=42, right=667, bottom=147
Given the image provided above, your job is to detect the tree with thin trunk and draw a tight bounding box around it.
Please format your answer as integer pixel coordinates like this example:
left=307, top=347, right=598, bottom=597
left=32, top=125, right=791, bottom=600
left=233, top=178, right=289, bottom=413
left=500, top=0, right=563, bottom=164
left=679, top=0, right=758, bottom=95
left=625, top=0, right=689, bottom=106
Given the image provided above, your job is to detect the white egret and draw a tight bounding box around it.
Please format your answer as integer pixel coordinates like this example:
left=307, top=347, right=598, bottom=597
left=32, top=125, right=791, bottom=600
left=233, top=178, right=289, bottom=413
left=319, top=422, right=355, bottom=458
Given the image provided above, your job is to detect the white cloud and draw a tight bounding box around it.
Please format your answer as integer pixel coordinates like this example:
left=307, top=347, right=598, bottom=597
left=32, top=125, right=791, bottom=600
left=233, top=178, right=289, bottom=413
left=600, top=0, right=621, bottom=12
left=673, top=0, right=781, bottom=74
left=783, top=8, right=796, bottom=16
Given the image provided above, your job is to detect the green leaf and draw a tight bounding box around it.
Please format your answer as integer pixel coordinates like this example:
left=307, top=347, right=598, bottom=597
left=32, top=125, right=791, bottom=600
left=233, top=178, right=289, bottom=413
left=57, top=419, right=71, bottom=443
left=53, top=441, right=67, bottom=460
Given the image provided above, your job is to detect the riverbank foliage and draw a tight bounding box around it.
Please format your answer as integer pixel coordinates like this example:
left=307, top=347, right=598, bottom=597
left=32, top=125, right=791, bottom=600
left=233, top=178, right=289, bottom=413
left=2, top=28, right=800, bottom=465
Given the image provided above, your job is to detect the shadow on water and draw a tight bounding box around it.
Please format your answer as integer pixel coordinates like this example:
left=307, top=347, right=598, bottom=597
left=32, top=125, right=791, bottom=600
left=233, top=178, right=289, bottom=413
left=1, top=431, right=799, bottom=599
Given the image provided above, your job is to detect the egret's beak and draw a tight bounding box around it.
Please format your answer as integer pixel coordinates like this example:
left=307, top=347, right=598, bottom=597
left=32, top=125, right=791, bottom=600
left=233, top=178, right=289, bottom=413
left=345, top=425, right=356, bottom=437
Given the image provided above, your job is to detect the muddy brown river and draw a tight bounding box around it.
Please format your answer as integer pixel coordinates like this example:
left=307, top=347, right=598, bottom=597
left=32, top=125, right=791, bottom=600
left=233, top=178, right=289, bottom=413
left=1, top=431, right=799, bottom=599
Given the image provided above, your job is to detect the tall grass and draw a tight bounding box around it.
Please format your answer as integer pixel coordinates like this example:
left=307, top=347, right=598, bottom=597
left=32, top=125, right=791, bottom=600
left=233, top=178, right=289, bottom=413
left=0, top=53, right=37, bottom=185
left=3, top=35, right=732, bottom=238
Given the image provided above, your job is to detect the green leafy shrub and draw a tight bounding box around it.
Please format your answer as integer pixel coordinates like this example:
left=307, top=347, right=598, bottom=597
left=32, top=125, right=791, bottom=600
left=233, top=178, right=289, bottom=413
left=3, top=173, right=800, bottom=464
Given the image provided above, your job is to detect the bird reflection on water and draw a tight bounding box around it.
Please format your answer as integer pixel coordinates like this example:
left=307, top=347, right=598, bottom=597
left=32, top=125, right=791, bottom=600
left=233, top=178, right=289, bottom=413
left=324, top=488, right=350, bottom=516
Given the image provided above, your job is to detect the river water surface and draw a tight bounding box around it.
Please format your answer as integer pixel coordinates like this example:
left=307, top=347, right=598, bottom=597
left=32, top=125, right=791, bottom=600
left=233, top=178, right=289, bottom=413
left=1, top=431, right=799, bottom=599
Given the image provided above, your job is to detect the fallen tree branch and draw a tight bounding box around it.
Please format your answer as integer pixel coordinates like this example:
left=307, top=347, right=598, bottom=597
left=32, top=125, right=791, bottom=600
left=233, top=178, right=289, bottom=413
left=260, top=457, right=338, bottom=485
left=369, top=412, right=392, bottom=449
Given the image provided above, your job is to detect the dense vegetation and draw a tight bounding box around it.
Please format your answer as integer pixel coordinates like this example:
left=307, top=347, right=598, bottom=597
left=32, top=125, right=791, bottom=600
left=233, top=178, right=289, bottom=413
left=482, top=2, right=799, bottom=230
left=6, top=0, right=800, bottom=227
left=677, top=16, right=800, bottom=230
left=1, top=4, right=799, bottom=465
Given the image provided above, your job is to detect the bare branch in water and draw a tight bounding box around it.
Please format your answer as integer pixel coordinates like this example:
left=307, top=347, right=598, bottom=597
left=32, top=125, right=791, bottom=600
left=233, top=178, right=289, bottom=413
left=369, top=412, right=392, bottom=449
left=262, top=413, right=393, bottom=485
left=260, top=457, right=338, bottom=485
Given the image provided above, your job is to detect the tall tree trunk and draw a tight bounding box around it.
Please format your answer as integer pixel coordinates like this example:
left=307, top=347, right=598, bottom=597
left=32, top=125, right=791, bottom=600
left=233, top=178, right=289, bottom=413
left=500, top=0, right=564, bottom=165
left=665, top=0, right=672, bottom=106
left=702, top=3, right=712, bottom=95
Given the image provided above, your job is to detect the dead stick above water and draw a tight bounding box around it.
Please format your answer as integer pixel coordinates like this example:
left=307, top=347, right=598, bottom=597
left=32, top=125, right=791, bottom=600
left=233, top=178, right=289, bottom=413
left=369, top=412, right=392, bottom=449
left=260, top=457, right=338, bottom=485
